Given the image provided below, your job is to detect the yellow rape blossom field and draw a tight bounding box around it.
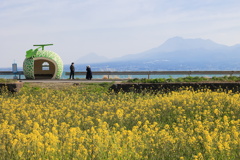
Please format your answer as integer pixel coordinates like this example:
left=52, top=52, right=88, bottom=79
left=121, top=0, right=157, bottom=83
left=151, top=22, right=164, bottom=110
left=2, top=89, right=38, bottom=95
left=0, top=83, right=240, bottom=159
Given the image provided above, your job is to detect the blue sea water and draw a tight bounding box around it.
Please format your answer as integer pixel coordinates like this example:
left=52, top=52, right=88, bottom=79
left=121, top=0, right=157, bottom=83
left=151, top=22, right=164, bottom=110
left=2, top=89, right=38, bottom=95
left=0, top=73, right=232, bottom=80
left=0, top=67, right=182, bottom=79
left=0, top=67, right=238, bottom=79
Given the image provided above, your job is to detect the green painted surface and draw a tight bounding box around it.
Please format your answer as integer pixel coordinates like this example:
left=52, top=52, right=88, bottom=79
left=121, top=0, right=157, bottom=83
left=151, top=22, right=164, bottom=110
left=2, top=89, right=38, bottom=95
left=26, top=47, right=41, bottom=58
left=33, top=44, right=53, bottom=50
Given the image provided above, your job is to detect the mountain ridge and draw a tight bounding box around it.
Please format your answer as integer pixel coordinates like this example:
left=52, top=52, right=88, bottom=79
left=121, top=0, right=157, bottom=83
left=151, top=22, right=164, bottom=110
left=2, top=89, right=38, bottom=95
left=74, top=37, right=240, bottom=71
left=75, top=52, right=109, bottom=64
left=111, top=37, right=235, bottom=62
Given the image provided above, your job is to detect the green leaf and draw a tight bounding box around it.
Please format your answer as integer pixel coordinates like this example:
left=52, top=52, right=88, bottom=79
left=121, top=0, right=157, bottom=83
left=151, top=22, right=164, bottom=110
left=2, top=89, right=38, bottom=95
left=25, top=48, right=39, bottom=58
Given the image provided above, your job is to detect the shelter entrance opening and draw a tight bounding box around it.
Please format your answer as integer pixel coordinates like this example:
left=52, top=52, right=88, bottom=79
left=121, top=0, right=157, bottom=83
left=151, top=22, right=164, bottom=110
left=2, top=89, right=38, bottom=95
left=34, top=59, right=55, bottom=79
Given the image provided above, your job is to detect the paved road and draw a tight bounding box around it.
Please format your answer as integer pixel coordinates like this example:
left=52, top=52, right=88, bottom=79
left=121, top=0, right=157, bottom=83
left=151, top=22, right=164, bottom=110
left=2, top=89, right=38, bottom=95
left=19, top=79, right=123, bottom=83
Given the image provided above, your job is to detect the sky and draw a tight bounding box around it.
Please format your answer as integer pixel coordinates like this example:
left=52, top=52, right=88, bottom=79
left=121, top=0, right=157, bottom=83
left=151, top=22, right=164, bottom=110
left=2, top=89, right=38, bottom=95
left=1, top=0, right=240, bottom=68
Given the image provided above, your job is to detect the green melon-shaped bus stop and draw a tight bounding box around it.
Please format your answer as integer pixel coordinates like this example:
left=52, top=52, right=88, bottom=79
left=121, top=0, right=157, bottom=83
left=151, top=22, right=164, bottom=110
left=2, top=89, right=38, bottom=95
left=23, top=44, right=63, bottom=79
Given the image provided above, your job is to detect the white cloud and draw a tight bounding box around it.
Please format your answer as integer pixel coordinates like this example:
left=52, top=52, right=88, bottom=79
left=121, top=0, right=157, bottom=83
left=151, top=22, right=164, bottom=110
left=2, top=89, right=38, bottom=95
left=1, top=0, right=240, bottom=67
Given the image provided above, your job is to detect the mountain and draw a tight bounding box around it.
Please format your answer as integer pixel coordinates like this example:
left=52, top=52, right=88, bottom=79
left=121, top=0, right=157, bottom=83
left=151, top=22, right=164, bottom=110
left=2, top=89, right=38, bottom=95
left=155, top=36, right=226, bottom=52
left=74, top=37, right=240, bottom=71
left=114, top=37, right=234, bottom=62
left=75, top=53, right=109, bottom=64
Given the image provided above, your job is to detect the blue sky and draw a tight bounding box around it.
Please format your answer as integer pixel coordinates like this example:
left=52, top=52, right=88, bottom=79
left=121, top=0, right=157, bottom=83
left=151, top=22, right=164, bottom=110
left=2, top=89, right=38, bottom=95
left=1, top=0, right=240, bottom=67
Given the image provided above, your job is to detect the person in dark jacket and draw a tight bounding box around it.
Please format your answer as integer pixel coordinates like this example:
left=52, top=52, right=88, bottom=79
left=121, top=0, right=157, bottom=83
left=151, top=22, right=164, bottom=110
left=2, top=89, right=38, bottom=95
left=86, top=65, right=92, bottom=80
left=69, top=62, right=75, bottom=79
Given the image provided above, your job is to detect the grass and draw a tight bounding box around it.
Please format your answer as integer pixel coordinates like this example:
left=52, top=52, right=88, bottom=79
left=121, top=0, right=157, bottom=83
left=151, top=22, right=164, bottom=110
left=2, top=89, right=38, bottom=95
left=22, top=81, right=114, bottom=92
left=0, top=78, right=18, bottom=83
left=126, top=76, right=240, bottom=83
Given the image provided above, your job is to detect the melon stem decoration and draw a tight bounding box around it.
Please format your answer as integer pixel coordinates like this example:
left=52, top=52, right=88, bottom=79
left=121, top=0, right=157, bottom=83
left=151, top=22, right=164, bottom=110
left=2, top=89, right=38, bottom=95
left=26, top=44, right=53, bottom=58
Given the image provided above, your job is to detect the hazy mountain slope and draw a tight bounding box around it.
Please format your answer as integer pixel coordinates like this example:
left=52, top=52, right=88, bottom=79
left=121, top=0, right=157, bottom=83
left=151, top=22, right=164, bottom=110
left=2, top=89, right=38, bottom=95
left=75, top=53, right=109, bottom=64
left=74, top=37, right=240, bottom=71
left=113, top=37, right=239, bottom=63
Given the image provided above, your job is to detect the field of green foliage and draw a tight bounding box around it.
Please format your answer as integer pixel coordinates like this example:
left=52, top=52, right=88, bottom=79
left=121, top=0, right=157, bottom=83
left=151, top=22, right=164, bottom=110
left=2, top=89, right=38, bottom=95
left=127, top=76, right=240, bottom=83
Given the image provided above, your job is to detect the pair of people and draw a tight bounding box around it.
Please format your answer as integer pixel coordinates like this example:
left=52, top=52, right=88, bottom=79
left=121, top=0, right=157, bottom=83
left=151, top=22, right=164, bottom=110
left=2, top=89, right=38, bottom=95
left=69, top=63, right=92, bottom=80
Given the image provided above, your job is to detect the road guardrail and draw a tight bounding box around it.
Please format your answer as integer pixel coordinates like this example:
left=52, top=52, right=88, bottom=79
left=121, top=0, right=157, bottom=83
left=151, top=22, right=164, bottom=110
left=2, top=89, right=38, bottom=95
left=0, top=71, right=24, bottom=79
left=1, top=71, right=239, bottom=80
left=65, top=71, right=240, bottom=79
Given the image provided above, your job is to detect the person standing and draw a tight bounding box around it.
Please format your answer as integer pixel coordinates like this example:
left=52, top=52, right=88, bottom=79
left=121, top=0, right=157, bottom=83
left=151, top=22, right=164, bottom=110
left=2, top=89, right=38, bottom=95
left=86, top=65, right=92, bottom=80
left=69, top=62, right=75, bottom=79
